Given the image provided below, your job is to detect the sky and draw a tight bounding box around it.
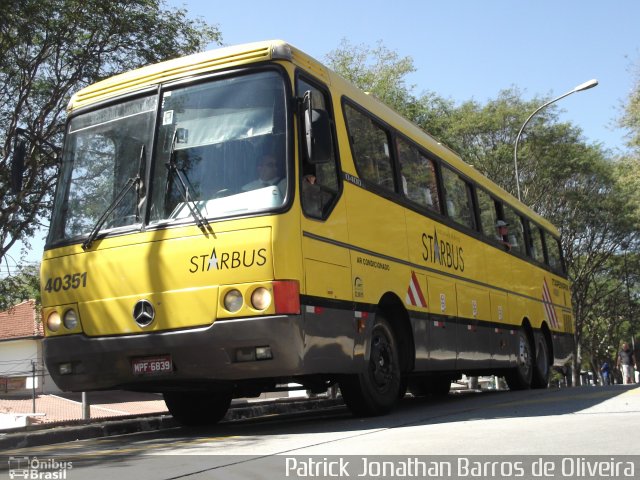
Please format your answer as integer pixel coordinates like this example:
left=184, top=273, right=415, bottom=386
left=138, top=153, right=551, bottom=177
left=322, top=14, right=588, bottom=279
left=185, top=0, right=639, bottom=151
left=4, top=0, right=639, bottom=274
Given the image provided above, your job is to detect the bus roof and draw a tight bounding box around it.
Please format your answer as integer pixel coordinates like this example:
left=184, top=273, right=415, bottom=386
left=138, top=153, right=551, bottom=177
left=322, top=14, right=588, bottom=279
left=68, top=40, right=559, bottom=236
left=68, top=40, right=296, bottom=111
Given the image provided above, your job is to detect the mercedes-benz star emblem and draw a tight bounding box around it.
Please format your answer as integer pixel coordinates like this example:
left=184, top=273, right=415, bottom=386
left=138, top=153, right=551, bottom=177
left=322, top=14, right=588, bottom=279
left=133, top=299, right=155, bottom=327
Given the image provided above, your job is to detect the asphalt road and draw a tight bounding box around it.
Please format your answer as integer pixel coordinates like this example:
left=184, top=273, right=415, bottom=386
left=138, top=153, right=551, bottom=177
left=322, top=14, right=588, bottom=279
left=2, top=385, right=639, bottom=479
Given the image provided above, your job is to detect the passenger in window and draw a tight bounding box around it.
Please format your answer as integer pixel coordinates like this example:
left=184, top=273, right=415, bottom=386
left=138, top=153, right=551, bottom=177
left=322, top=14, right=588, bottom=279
left=242, top=153, right=285, bottom=195
left=301, top=170, right=322, bottom=217
left=495, top=220, right=512, bottom=251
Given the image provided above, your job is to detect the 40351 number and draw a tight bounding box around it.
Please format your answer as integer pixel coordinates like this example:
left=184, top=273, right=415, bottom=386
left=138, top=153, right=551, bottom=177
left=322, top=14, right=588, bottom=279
left=44, top=272, right=88, bottom=292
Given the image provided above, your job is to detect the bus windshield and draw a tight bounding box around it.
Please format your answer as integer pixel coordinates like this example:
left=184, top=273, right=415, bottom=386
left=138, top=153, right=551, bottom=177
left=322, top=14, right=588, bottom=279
left=49, top=70, right=288, bottom=245
left=149, top=71, right=288, bottom=224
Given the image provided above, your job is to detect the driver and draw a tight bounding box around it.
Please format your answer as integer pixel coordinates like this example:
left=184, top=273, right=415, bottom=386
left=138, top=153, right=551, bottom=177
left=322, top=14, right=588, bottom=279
left=242, top=154, right=285, bottom=195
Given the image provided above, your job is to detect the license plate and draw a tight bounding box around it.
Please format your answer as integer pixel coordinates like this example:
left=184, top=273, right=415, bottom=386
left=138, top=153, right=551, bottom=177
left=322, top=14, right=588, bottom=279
left=131, top=355, right=173, bottom=376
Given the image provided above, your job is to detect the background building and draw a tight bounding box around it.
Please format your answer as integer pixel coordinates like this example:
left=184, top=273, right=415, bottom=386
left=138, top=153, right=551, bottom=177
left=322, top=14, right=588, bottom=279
left=0, top=300, right=60, bottom=396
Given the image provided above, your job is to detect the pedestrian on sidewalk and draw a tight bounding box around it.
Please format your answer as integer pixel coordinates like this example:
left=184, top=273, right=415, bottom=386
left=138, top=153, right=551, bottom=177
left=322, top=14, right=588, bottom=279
left=600, top=360, right=611, bottom=385
left=617, top=342, right=636, bottom=385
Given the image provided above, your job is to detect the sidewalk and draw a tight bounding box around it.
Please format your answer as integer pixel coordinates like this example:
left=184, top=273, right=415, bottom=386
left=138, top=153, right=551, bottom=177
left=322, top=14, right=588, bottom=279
left=0, top=394, right=344, bottom=451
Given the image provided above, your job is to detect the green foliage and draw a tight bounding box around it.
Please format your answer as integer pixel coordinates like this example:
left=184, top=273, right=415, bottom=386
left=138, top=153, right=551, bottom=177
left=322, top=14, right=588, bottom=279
left=327, top=40, right=640, bottom=379
left=325, top=39, right=419, bottom=118
left=620, top=61, right=640, bottom=152
left=0, top=0, right=221, bottom=265
left=0, top=264, right=41, bottom=310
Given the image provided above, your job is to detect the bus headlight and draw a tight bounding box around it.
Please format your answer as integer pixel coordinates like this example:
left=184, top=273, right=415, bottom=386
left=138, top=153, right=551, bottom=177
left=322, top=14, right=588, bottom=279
left=224, top=289, right=243, bottom=313
left=63, top=309, right=79, bottom=330
left=251, top=287, right=272, bottom=310
left=47, top=311, right=62, bottom=332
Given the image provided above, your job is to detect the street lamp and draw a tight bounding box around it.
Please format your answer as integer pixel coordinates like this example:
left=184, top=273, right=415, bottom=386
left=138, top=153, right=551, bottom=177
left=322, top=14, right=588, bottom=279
left=513, top=78, right=598, bottom=201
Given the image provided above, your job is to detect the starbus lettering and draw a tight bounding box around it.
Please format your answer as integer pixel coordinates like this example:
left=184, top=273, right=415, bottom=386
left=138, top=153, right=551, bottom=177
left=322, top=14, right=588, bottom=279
left=421, top=229, right=464, bottom=272
left=189, top=247, right=267, bottom=273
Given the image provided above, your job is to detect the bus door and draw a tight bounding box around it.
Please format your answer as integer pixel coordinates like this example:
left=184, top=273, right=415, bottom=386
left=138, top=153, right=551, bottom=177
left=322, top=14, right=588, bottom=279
left=297, top=76, right=353, bottom=370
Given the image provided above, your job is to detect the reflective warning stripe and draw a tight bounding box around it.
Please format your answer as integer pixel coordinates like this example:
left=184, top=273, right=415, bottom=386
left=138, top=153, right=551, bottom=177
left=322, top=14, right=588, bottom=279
left=542, top=278, right=559, bottom=328
left=405, top=271, right=427, bottom=308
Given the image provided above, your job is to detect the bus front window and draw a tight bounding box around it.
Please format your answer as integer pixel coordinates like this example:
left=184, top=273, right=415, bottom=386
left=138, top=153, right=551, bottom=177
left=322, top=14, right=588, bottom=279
left=49, top=70, right=289, bottom=246
left=49, top=95, right=157, bottom=244
left=149, top=70, right=288, bottom=223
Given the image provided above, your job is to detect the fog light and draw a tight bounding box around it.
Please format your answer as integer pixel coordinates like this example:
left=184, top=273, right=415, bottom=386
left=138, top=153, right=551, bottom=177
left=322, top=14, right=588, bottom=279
left=255, top=346, right=273, bottom=360
left=59, top=363, right=72, bottom=375
left=63, top=309, right=78, bottom=330
left=251, top=287, right=272, bottom=310
left=47, top=311, right=62, bottom=332
left=224, top=289, right=243, bottom=312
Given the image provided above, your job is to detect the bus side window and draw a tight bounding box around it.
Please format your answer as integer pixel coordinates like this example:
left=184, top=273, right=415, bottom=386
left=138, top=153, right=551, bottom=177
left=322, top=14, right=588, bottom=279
left=441, top=165, right=476, bottom=230
left=344, top=103, right=394, bottom=191
left=502, top=206, right=526, bottom=255
left=544, top=231, right=564, bottom=274
left=297, top=78, right=340, bottom=218
left=397, top=136, right=440, bottom=213
left=477, top=188, right=498, bottom=239
left=527, top=221, right=545, bottom=264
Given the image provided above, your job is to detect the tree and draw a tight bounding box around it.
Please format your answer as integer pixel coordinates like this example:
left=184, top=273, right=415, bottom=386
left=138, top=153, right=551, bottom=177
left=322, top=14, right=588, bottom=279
left=431, top=89, right=640, bottom=386
left=325, top=39, right=418, bottom=117
left=581, top=249, right=639, bottom=381
left=0, top=264, right=41, bottom=310
left=0, top=0, right=221, bottom=265
left=620, top=60, right=640, bottom=152
left=325, top=39, right=640, bottom=386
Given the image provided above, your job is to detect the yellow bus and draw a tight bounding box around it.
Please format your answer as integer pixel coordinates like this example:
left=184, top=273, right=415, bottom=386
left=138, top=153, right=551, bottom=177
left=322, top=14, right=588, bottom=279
left=31, top=40, right=573, bottom=425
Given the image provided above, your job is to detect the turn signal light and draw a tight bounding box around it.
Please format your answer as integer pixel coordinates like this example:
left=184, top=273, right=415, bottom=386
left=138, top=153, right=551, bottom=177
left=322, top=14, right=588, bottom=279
left=273, top=280, right=300, bottom=314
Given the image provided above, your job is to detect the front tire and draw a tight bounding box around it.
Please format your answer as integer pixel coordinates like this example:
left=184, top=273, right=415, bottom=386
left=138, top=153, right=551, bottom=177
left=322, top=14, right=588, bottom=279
left=340, top=315, right=401, bottom=417
left=505, top=329, right=533, bottom=390
left=163, top=390, right=232, bottom=426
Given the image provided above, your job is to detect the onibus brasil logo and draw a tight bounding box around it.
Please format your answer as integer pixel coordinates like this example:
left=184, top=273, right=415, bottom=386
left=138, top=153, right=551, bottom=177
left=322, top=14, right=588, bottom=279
left=8, top=456, right=73, bottom=479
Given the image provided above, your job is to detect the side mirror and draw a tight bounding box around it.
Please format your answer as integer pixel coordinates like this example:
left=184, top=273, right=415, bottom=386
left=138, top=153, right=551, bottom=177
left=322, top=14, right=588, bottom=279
left=303, top=91, right=332, bottom=164
left=11, top=133, right=26, bottom=194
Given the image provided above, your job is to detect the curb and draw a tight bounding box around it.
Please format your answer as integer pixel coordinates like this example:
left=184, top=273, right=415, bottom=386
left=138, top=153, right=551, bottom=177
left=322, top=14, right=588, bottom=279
left=0, top=397, right=343, bottom=451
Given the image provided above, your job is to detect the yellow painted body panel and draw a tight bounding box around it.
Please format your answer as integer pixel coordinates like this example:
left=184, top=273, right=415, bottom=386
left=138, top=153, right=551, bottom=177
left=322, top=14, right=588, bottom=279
left=42, top=221, right=277, bottom=336
left=427, top=276, right=458, bottom=317
left=304, top=259, right=351, bottom=300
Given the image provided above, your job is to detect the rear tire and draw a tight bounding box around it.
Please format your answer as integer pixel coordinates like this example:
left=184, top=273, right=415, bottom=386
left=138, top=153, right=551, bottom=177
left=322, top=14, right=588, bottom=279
left=340, top=315, right=401, bottom=417
left=505, top=328, right=533, bottom=390
left=163, top=390, right=232, bottom=426
left=531, top=333, right=550, bottom=388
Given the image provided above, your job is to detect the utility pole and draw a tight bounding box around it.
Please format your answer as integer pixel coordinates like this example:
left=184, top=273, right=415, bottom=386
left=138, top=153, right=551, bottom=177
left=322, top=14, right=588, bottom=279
left=82, top=392, right=90, bottom=419
left=31, top=361, right=36, bottom=413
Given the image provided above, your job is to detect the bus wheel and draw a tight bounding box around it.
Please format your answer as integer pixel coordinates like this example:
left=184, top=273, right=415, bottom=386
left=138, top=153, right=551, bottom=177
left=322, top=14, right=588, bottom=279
left=163, top=390, right=232, bottom=426
left=505, top=329, right=533, bottom=390
left=531, top=333, right=550, bottom=389
left=339, top=315, right=401, bottom=416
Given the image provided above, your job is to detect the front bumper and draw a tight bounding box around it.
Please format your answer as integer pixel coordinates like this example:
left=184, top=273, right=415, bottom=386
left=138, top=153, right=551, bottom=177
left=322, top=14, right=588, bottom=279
left=44, top=315, right=310, bottom=392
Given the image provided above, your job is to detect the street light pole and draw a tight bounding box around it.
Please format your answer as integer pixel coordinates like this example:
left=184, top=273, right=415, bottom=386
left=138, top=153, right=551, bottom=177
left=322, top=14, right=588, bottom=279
left=513, top=79, right=598, bottom=201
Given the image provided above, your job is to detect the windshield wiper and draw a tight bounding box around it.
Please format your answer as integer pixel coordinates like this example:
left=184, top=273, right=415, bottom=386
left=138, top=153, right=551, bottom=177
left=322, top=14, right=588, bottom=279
left=82, top=145, right=146, bottom=250
left=165, top=130, right=215, bottom=237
